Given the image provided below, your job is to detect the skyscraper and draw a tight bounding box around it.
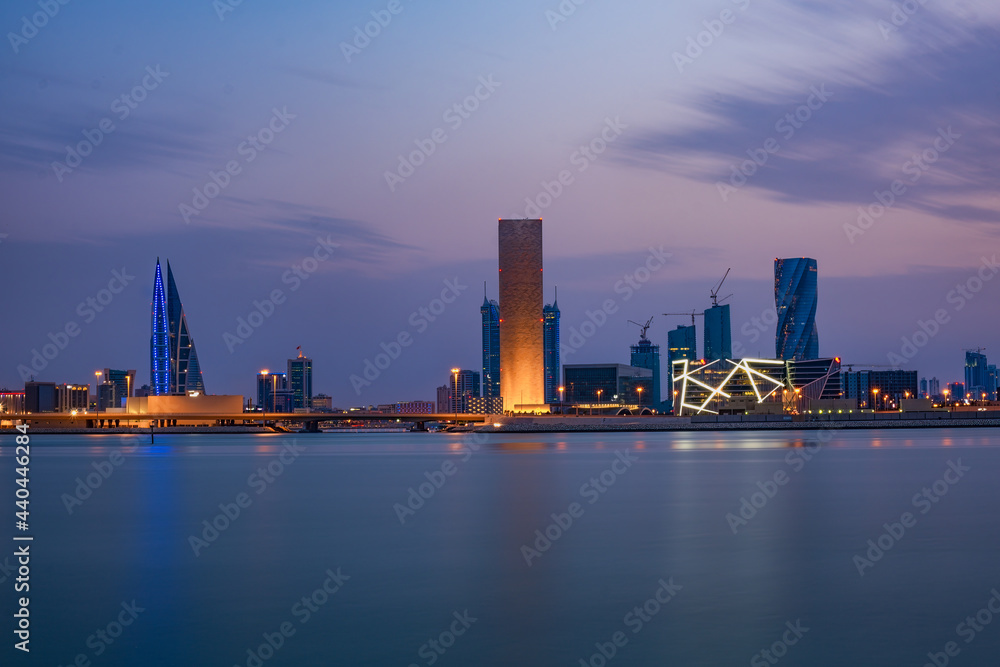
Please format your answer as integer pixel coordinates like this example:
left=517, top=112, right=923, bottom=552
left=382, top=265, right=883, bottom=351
left=667, top=324, right=697, bottom=413
left=150, top=260, right=169, bottom=396
left=630, top=337, right=661, bottom=407
left=481, top=285, right=501, bottom=399
left=965, top=350, right=990, bottom=400
left=166, top=262, right=205, bottom=394
left=543, top=290, right=560, bottom=404
left=151, top=259, right=205, bottom=395
left=449, top=369, right=481, bottom=413
left=703, top=304, right=732, bottom=361
left=257, top=370, right=291, bottom=412
left=775, top=257, right=819, bottom=360
left=498, top=218, right=544, bottom=410
left=287, top=348, right=313, bottom=410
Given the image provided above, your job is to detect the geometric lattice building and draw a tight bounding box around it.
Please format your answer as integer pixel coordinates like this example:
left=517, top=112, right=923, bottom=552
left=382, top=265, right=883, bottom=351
left=498, top=218, right=545, bottom=410
left=151, top=259, right=205, bottom=396
left=672, top=357, right=842, bottom=416
left=775, top=257, right=819, bottom=361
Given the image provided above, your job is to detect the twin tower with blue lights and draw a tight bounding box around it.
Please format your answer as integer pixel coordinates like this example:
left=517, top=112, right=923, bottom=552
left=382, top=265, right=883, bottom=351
left=150, top=259, right=205, bottom=396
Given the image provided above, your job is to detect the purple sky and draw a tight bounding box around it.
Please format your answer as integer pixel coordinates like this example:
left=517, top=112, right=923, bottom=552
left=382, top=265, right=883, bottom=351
left=1, top=0, right=998, bottom=406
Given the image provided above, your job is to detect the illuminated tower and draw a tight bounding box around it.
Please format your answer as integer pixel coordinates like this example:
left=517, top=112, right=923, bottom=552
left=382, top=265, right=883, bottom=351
left=543, top=289, right=560, bottom=404
left=166, top=262, right=205, bottom=394
left=775, top=257, right=819, bottom=361
left=498, top=218, right=544, bottom=410
left=150, top=259, right=169, bottom=396
left=481, top=284, right=501, bottom=399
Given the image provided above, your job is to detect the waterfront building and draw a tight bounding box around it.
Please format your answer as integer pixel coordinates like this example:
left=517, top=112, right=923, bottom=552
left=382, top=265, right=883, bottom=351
left=774, top=257, right=819, bottom=360
left=287, top=349, right=313, bottom=410
left=257, top=371, right=292, bottom=412
left=436, top=385, right=450, bottom=413
left=844, top=369, right=919, bottom=408
left=150, top=259, right=205, bottom=395
left=56, top=383, right=90, bottom=413
left=481, top=287, right=501, bottom=400
left=965, top=350, right=989, bottom=400
left=498, top=218, right=544, bottom=410
left=311, top=394, right=333, bottom=411
left=920, top=377, right=928, bottom=398
left=0, top=389, right=25, bottom=414
left=667, top=324, right=697, bottom=413
left=630, top=337, right=661, bottom=407
left=947, top=382, right=965, bottom=401
left=24, top=382, right=56, bottom=413
left=928, top=377, right=941, bottom=397
left=563, top=364, right=653, bottom=408
left=103, top=369, right=136, bottom=408
left=449, top=369, right=481, bottom=413
left=543, top=292, right=560, bottom=404
left=466, top=396, right=504, bottom=413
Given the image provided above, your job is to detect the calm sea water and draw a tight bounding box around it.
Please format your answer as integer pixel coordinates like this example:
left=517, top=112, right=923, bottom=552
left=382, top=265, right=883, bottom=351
left=2, top=428, right=999, bottom=666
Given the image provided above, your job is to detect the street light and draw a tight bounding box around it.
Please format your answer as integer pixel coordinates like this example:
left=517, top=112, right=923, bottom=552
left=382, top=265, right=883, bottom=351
left=95, top=371, right=102, bottom=423
left=637, top=386, right=644, bottom=407
left=451, top=368, right=460, bottom=414
left=558, top=386, right=564, bottom=413
left=595, top=389, right=602, bottom=415
left=872, top=388, right=879, bottom=412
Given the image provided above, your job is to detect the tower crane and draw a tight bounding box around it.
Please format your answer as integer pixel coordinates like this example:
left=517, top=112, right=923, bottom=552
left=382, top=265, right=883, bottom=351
left=710, top=268, right=733, bottom=307
left=628, top=317, right=654, bottom=341
left=663, top=311, right=704, bottom=326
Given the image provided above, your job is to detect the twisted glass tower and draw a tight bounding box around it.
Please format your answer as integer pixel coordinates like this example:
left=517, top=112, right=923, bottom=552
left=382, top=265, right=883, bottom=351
left=774, top=257, right=819, bottom=360
left=150, top=259, right=205, bottom=395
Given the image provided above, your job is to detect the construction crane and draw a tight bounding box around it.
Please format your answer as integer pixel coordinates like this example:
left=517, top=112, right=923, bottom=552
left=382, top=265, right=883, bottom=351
left=628, top=317, right=654, bottom=341
left=710, top=268, right=732, bottom=307
left=663, top=311, right=704, bottom=326
left=963, top=347, right=987, bottom=354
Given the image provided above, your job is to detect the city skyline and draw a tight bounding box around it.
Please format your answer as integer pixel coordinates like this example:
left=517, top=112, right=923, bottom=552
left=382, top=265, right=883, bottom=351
left=3, top=1, right=1000, bottom=404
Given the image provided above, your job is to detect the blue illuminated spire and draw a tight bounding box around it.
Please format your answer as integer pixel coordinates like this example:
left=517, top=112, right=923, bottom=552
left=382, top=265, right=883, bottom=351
left=150, top=259, right=169, bottom=396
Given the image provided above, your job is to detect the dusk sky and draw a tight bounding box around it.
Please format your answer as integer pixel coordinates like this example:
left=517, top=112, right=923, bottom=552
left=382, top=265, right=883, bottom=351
left=2, top=0, right=998, bottom=406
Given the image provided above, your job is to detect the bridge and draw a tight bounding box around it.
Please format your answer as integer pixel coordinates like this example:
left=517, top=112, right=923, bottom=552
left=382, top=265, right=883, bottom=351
left=2, top=412, right=491, bottom=431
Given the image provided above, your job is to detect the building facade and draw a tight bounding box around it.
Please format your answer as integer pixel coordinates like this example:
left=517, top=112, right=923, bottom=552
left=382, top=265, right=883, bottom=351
left=0, top=389, right=25, bottom=414
left=843, top=369, right=919, bottom=408
left=543, top=296, right=560, bottom=404
left=25, top=382, right=56, bottom=413
left=449, top=369, right=481, bottom=413
left=498, top=218, right=544, bottom=410
left=965, top=350, right=990, bottom=400
left=481, top=291, right=501, bottom=399
left=775, top=257, right=819, bottom=360
left=103, top=369, right=136, bottom=409
left=630, top=337, right=661, bottom=407
left=257, top=371, right=292, bottom=412
left=436, top=385, right=450, bottom=413
left=563, top=364, right=653, bottom=408
left=56, top=384, right=91, bottom=413
left=287, top=350, right=313, bottom=410
left=667, top=324, right=697, bottom=412
left=703, top=304, right=732, bottom=361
